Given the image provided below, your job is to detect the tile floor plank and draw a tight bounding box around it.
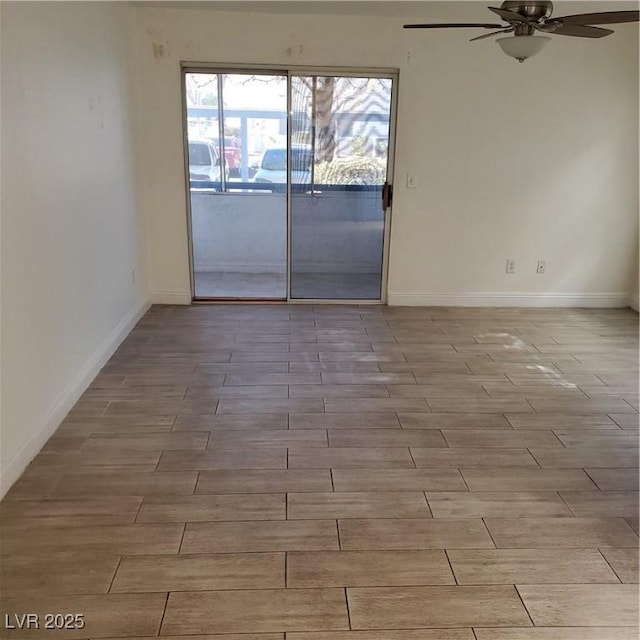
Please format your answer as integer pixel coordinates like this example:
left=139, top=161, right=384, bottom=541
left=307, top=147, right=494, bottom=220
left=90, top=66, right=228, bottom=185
left=321, top=373, right=417, bottom=384
left=530, top=447, right=639, bottom=469
left=0, top=522, right=184, bottom=556
left=181, top=520, right=340, bottom=553
left=426, top=492, right=572, bottom=518
left=599, top=548, right=640, bottom=583
left=387, top=385, right=489, bottom=398
left=157, top=449, right=287, bottom=471
left=111, top=636, right=283, bottom=640
left=31, top=449, right=162, bottom=471
left=426, top=399, right=534, bottom=414
left=610, top=413, right=639, bottom=430
left=0, top=552, right=121, bottom=595
left=287, top=492, right=430, bottom=520
left=161, top=589, right=349, bottom=635
left=0, top=496, right=142, bottom=525
left=208, top=430, right=328, bottom=448
left=287, top=633, right=475, bottom=640
left=559, top=491, right=639, bottom=517
left=81, top=432, right=209, bottom=451
left=338, top=518, right=495, bottom=550
left=332, top=469, right=467, bottom=492
left=51, top=471, right=198, bottom=496
left=411, top=448, right=539, bottom=468
left=448, top=549, right=619, bottom=584
left=474, top=628, right=638, bottom=639
left=1, top=305, right=637, bottom=637
left=136, top=493, right=285, bottom=523
left=287, top=550, right=455, bottom=587
left=484, top=517, right=639, bottom=548
left=225, top=373, right=321, bottom=385
left=290, top=385, right=390, bottom=399
left=528, top=398, right=637, bottom=414
left=186, top=385, right=290, bottom=399
left=554, top=431, right=639, bottom=447
left=217, top=399, right=325, bottom=414
left=461, top=468, right=598, bottom=492
left=289, top=413, right=400, bottom=429
left=2, top=470, right=62, bottom=500
left=329, top=429, right=447, bottom=448
left=347, top=585, right=532, bottom=629
left=173, top=414, right=288, bottom=431
left=196, top=469, right=333, bottom=494
left=0, top=593, right=167, bottom=638
left=398, top=413, right=511, bottom=429
left=505, top=415, right=620, bottom=430
left=111, top=552, right=285, bottom=592
left=289, top=447, right=415, bottom=469
left=584, top=468, right=639, bottom=491
left=517, top=584, right=639, bottom=626
left=325, top=399, right=430, bottom=413
left=442, top=429, right=561, bottom=448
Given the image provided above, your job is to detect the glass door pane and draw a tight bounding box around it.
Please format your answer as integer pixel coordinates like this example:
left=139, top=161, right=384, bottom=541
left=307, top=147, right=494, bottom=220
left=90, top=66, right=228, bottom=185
left=289, top=75, right=393, bottom=300
left=185, top=71, right=288, bottom=299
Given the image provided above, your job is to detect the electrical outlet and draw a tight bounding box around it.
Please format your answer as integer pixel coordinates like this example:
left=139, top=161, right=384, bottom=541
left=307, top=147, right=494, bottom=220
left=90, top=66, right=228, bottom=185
left=505, top=259, right=516, bottom=274
left=131, top=269, right=136, bottom=284
left=536, top=260, right=546, bottom=274
left=406, top=173, right=416, bottom=189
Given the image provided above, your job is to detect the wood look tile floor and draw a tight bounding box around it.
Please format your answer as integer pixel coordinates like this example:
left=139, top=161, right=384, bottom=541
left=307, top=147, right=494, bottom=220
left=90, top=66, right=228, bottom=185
left=1, top=305, right=639, bottom=639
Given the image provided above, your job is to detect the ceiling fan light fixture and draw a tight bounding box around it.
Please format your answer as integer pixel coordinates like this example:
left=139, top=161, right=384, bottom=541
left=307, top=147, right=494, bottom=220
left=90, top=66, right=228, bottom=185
left=497, top=34, right=550, bottom=62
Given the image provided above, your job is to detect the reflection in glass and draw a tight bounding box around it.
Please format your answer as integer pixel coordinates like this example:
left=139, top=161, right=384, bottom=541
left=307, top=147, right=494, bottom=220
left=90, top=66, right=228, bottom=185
left=186, top=72, right=288, bottom=299
left=290, top=76, right=392, bottom=299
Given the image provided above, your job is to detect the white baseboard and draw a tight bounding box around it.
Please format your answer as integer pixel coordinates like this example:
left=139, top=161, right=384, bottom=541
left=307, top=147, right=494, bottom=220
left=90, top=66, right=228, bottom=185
left=387, top=292, right=632, bottom=308
left=149, top=289, right=633, bottom=308
left=151, top=289, right=192, bottom=305
left=630, top=293, right=639, bottom=312
left=0, top=298, right=151, bottom=499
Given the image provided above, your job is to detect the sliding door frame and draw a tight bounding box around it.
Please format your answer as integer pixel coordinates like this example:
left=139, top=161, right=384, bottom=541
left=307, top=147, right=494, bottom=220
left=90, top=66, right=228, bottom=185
left=181, top=62, right=399, bottom=304
left=181, top=64, right=290, bottom=302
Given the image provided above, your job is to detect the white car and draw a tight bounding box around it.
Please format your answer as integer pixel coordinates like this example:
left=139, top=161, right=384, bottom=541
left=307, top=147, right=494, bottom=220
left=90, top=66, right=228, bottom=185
left=253, top=145, right=312, bottom=185
left=188, top=138, right=223, bottom=185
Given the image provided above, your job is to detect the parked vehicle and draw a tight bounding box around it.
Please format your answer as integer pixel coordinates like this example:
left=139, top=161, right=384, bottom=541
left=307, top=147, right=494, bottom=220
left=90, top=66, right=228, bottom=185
left=253, top=145, right=312, bottom=185
left=188, top=139, right=223, bottom=185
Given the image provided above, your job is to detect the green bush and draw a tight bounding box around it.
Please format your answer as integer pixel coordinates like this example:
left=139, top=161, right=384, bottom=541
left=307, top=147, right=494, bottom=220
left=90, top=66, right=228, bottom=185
left=314, top=157, right=386, bottom=185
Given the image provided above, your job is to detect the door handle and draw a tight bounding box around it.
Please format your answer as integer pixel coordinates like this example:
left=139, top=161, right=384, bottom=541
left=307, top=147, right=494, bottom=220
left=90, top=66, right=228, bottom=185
left=382, top=182, right=393, bottom=211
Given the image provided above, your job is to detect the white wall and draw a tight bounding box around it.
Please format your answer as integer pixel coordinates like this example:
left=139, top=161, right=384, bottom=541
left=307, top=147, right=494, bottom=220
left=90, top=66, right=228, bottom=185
left=134, top=2, right=638, bottom=306
left=631, top=243, right=640, bottom=310
left=392, top=4, right=639, bottom=307
left=0, top=1, right=149, bottom=496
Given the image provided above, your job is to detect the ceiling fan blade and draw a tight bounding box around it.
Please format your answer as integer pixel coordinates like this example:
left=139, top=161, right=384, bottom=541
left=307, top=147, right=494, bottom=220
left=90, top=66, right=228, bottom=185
left=470, top=28, right=514, bottom=41
left=404, top=23, right=504, bottom=29
left=547, top=23, right=614, bottom=38
left=488, top=6, right=532, bottom=23
left=552, top=10, right=640, bottom=26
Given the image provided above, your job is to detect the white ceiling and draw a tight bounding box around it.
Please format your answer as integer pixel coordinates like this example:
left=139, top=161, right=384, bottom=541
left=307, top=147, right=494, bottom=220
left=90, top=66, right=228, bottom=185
left=135, top=0, right=639, bottom=18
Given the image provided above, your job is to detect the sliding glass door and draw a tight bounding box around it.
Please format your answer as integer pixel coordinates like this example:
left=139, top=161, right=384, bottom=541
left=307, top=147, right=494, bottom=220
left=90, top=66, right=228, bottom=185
left=185, top=71, right=288, bottom=299
left=183, top=67, right=396, bottom=302
left=290, top=74, right=393, bottom=300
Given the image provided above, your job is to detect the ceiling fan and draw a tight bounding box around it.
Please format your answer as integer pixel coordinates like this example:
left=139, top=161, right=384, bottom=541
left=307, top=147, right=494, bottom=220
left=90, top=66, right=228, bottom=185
left=404, top=1, right=640, bottom=62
